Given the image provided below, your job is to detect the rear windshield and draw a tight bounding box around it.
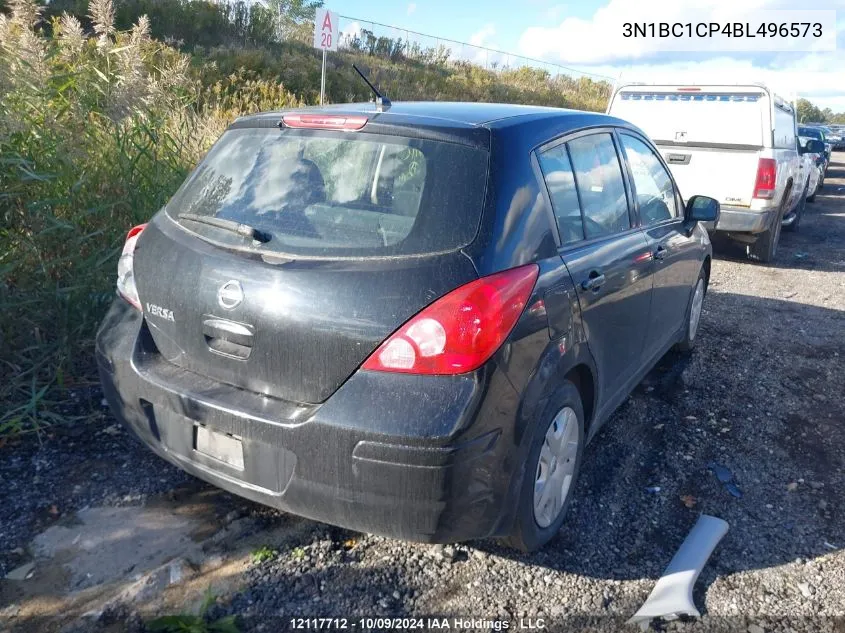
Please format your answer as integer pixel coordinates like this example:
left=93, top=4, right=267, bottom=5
left=611, top=91, right=767, bottom=147
left=165, top=127, right=488, bottom=258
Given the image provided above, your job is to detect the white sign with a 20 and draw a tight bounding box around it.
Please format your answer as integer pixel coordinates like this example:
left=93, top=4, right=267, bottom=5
left=313, top=9, right=339, bottom=52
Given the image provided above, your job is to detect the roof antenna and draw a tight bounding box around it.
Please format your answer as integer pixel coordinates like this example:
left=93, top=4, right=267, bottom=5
left=353, top=64, right=391, bottom=111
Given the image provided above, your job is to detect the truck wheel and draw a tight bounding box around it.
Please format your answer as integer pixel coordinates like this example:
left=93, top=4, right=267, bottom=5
left=676, top=267, right=707, bottom=353
left=784, top=183, right=807, bottom=233
left=747, top=189, right=788, bottom=263
left=504, top=381, right=584, bottom=552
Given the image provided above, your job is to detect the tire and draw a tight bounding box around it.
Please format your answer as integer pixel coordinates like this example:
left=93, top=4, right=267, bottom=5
left=747, top=188, right=788, bottom=263
left=675, top=267, right=707, bottom=353
left=784, top=183, right=808, bottom=233
left=504, top=381, right=584, bottom=552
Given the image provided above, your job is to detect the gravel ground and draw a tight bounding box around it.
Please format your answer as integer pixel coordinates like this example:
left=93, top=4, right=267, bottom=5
left=2, top=160, right=844, bottom=632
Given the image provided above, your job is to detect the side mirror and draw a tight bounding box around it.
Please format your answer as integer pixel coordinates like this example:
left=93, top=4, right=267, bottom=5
left=686, top=195, right=720, bottom=224
left=805, top=139, right=825, bottom=154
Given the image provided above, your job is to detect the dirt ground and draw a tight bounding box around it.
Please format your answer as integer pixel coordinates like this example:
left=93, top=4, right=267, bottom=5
left=2, top=159, right=844, bottom=633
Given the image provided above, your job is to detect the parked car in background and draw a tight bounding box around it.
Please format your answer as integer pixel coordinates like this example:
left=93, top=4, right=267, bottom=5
left=820, top=126, right=845, bottom=150
left=799, top=126, right=830, bottom=185
left=799, top=137, right=822, bottom=203
left=96, top=102, right=720, bottom=552
left=798, top=133, right=827, bottom=197
left=609, top=84, right=805, bottom=262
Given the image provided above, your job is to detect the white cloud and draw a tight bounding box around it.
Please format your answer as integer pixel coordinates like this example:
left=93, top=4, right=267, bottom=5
left=469, top=23, right=497, bottom=47
left=518, top=0, right=845, bottom=110
left=814, top=97, right=845, bottom=113
left=407, top=2, right=417, bottom=15
left=339, top=20, right=362, bottom=47
left=544, top=4, right=567, bottom=21
left=464, top=23, right=508, bottom=67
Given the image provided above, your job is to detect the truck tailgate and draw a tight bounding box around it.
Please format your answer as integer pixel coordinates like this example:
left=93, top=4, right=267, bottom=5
left=656, top=145, right=759, bottom=208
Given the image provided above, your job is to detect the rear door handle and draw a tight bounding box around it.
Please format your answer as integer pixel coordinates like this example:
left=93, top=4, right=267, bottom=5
left=581, top=271, right=606, bottom=291
left=654, top=245, right=668, bottom=261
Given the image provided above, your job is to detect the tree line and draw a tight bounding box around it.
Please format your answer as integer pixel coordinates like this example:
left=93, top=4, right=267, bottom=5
left=796, top=97, right=845, bottom=125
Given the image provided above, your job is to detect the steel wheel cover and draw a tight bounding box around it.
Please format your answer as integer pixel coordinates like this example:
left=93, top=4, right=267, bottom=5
left=533, top=407, right=579, bottom=528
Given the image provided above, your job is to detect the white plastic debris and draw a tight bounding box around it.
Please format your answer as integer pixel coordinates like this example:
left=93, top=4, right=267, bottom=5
left=628, top=514, right=729, bottom=629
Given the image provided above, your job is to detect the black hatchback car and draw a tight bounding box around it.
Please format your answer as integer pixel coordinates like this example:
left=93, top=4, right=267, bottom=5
left=97, top=102, right=719, bottom=551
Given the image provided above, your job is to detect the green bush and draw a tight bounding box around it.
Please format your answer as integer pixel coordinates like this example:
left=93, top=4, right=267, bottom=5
left=0, top=0, right=298, bottom=434
left=43, top=0, right=280, bottom=48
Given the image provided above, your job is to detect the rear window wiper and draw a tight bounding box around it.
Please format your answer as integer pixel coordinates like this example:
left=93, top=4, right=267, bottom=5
left=177, top=213, right=272, bottom=243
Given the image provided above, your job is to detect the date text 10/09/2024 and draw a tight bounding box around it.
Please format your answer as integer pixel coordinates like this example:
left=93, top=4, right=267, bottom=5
left=289, top=618, right=548, bottom=630
left=622, top=22, right=823, bottom=38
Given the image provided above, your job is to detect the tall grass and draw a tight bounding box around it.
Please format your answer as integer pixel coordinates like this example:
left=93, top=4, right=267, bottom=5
left=195, top=43, right=611, bottom=112
left=41, top=0, right=613, bottom=111
left=0, top=0, right=299, bottom=434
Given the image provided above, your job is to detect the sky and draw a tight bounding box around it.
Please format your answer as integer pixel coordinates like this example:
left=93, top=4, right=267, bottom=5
left=322, top=0, right=845, bottom=112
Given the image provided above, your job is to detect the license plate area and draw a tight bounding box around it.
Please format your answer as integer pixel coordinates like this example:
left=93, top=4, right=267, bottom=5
left=194, top=425, right=244, bottom=470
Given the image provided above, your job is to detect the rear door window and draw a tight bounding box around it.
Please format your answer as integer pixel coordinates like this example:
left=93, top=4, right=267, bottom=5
left=166, top=128, right=487, bottom=258
left=537, top=145, right=584, bottom=245
left=619, top=134, right=678, bottom=225
left=773, top=105, right=796, bottom=149
left=566, top=133, right=631, bottom=239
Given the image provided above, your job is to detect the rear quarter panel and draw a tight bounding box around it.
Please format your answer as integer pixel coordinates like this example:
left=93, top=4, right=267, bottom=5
left=771, top=146, right=802, bottom=211
left=467, top=115, right=604, bottom=441
left=771, top=103, right=801, bottom=210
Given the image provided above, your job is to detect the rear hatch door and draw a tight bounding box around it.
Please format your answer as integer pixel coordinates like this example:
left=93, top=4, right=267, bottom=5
left=132, top=117, right=489, bottom=404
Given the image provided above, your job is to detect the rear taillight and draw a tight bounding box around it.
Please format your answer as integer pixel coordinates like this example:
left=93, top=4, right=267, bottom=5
left=753, top=158, right=777, bottom=199
left=281, top=114, right=367, bottom=130
left=361, top=264, right=539, bottom=375
left=116, top=224, right=147, bottom=310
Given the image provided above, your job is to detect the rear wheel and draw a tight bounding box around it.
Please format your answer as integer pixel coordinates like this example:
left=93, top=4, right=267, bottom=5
left=505, top=382, right=584, bottom=552
left=747, top=189, right=788, bottom=263
left=784, top=182, right=808, bottom=233
left=808, top=169, right=820, bottom=202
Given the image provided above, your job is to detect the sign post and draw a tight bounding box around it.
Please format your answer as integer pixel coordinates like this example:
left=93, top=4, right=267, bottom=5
left=313, top=8, right=338, bottom=105
left=320, top=49, right=326, bottom=105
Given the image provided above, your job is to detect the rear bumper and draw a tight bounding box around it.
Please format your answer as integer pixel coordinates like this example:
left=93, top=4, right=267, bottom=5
left=704, top=206, right=774, bottom=235
left=95, top=300, right=521, bottom=543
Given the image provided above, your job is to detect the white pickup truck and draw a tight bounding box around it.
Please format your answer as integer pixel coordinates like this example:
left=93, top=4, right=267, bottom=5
left=608, top=84, right=811, bottom=262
